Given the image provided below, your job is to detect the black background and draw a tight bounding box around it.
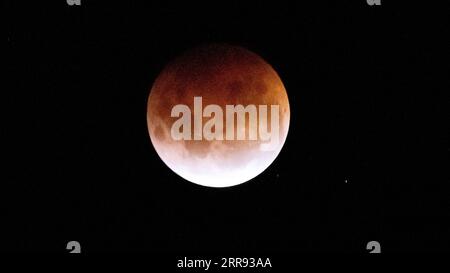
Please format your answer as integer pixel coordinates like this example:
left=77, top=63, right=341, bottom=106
left=4, top=1, right=448, bottom=253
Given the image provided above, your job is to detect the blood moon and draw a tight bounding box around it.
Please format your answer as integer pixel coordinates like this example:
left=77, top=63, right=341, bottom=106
left=147, top=44, right=290, bottom=187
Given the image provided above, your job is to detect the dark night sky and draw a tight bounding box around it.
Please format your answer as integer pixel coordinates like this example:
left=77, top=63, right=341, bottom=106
left=3, top=1, right=448, bottom=253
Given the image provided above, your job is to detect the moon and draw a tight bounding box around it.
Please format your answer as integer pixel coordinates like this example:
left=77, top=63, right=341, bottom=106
left=147, top=44, right=290, bottom=187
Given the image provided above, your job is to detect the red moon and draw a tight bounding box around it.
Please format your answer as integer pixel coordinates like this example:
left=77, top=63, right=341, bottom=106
left=147, top=44, right=290, bottom=187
